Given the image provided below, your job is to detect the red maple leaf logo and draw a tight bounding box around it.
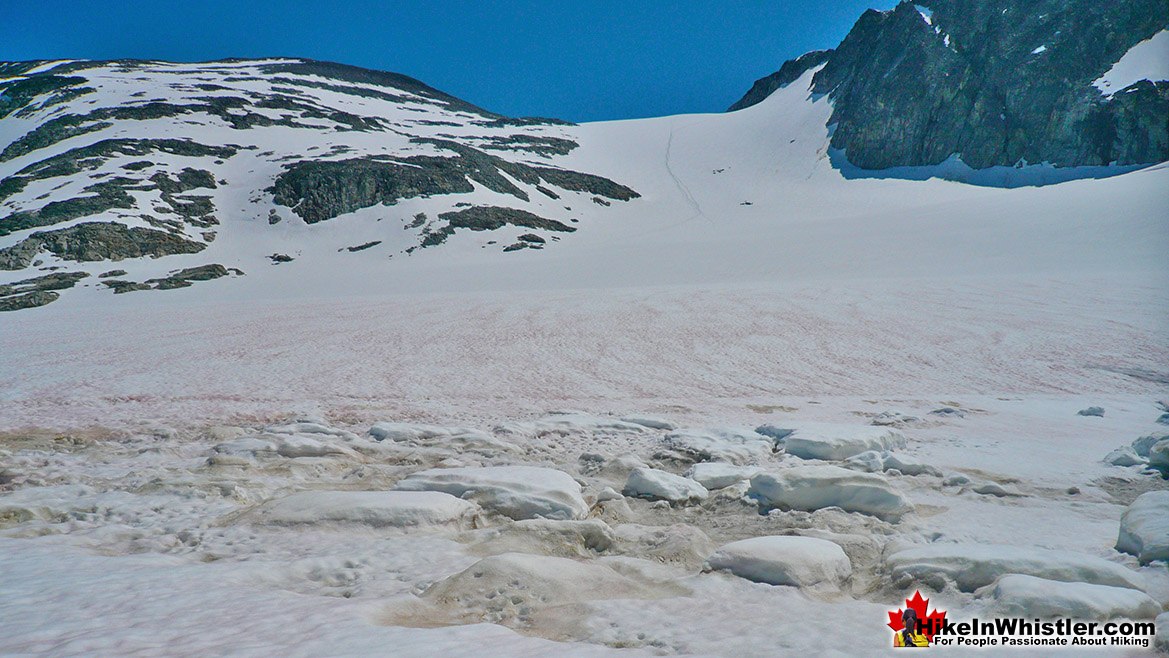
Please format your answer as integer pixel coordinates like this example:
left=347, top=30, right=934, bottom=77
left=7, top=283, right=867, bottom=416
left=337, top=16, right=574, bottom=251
left=888, top=590, right=947, bottom=642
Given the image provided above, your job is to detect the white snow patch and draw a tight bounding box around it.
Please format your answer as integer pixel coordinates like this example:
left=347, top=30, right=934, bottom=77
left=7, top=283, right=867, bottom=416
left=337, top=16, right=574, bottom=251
left=1094, top=29, right=1169, bottom=95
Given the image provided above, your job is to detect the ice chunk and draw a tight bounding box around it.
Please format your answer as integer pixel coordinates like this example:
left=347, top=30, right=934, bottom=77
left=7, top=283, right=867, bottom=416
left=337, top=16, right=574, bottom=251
left=368, top=422, right=512, bottom=452
left=749, top=465, right=914, bottom=521
left=1116, top=491, right=1169, bottom=565
left=843, top=450, right=941, bottom=476
left=1157, top=612, right=1169, bottom=652
left=423, top=552, right=659, bottom=613
left=684, top=462, right=762, bottom=490
left=783, top=423, right=907, bottom=461
left=252, top=490, right=478, bottom=528
left=983, top=574, right=1160, bottom=619
left=211, top=437, right=276, bottom=456
left=887, top=543, right=1146, bottom=592
left=266, top=422, right=359, bottom=441
left=619, top=415, right=676, bottom=431
left=662, top=427, right=773, bottom=464
left=275, top=435, right=351, bottom=458
left=393, top=466, right=589, bottom=520
left=623, top=467, right=708, bottom=504
left=1103, top=446, right=1144, bottom=467
left=1131, top=433, right=1167, bottom=457
left=1149, top=438, right=1169, bottom=473
left=705, top=536, right=851, bottom=589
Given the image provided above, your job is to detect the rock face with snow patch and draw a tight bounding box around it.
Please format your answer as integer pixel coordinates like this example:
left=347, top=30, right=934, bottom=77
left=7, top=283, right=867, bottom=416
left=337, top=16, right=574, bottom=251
left=783, top=423, right=907, bottom=461
left=392, top=466, right=589, bottom=520
left=705, top=536, right=852, bottom=590
left=623, top=467, right=708, bottom=505
left=1116, top=491, right=1169, bottom=565
left=251, top=490, right=478, bottom=528
left=737, top=0, right=1169, bottom=170
left=887, top=543, right=1147, bottom=592
left=983, top=574, right=1161, bottom=620
left=749, top=465, right=913, bottom=521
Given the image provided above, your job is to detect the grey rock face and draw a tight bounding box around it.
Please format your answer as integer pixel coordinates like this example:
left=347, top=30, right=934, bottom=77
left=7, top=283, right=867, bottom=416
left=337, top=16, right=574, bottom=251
left=733, top=0, right=1168, bottom=171
left=728, top=50, right=832, bottom=112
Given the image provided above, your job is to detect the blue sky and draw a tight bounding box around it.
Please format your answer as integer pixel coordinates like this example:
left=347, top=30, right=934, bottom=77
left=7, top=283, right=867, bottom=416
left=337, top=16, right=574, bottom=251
left=3, top=1, right=898, bottom=122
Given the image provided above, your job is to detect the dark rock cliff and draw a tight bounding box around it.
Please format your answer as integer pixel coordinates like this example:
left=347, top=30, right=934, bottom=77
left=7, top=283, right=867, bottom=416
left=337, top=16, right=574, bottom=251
left=732, top=0, right=1169, bottom=169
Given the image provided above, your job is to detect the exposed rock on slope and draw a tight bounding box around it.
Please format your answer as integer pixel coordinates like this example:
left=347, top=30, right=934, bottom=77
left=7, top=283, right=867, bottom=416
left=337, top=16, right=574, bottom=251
left=731, top=0, right=1168, bottom=170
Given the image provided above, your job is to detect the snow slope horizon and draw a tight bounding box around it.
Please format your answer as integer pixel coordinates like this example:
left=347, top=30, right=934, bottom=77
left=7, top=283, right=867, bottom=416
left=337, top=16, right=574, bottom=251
left=2, top=66, right=1167, bottom=430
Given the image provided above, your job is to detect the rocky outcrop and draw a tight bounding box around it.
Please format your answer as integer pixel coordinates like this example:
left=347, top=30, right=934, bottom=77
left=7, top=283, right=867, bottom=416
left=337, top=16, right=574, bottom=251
left=733, top=0, right=1168, bottom=170
left=728, top=50, right=831, bottom=111
left=0, top=222, right=206, bottom=270
left=0, top=271, right=89, bottom=311
left=271, top=138, right=637, bottom=226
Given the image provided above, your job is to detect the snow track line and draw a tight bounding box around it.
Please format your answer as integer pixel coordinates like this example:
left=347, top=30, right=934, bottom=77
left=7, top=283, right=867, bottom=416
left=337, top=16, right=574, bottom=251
left=664, top=121, right=711, bottom=225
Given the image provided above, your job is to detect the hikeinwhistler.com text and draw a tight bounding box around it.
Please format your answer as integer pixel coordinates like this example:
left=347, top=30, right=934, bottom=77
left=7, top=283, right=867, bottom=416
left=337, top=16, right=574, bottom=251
left=924, top=617, right=1156, bottom=648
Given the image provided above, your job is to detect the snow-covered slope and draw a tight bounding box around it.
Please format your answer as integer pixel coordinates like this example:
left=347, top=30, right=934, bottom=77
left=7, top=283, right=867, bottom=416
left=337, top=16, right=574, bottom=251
left=0, top=58, right=639, bottom=310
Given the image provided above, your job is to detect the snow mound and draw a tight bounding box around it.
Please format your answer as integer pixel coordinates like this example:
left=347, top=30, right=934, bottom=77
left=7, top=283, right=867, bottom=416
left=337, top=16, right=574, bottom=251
left=1104, top=446, right=1145, bottom=467
left=619, top=415, right=676, bottom=431
left=500, top=414, right=650, bottom=437
left=1116, top=491, right=1169, bottom=565
left=623, top=467, right=708, bottom=504
left=784, top=423, right=907, bottom=461
left=421, top=552, right=668, bottom=625
left=211, top=437, right=276, bottom=456
left=705, top=536, right=852, bottom=590
left=470, top=519, right=616, bottom=558
left=251, top=490, right=478, bottom=528
left=683, top=462, right=763, bottom=490
left=843, top=450, right=941, bottom=476
left=274, top=435, right=352, bottom=458
left=266, top=422, right=360, bottom=442
left=749, top=465, right=914, bottom=521
left=887, top=543, right=1147, bottom=592
left=393, top=466, right=589, bottom=520
left=612, top=523, right=718, bottom=568
left=661, top=427, right=774, bottom=464
left=368, top=422, right=513, bottom=453
left=0, top=485, right=96, bottom=524
left=982, top=574, right=1161, bottom=620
